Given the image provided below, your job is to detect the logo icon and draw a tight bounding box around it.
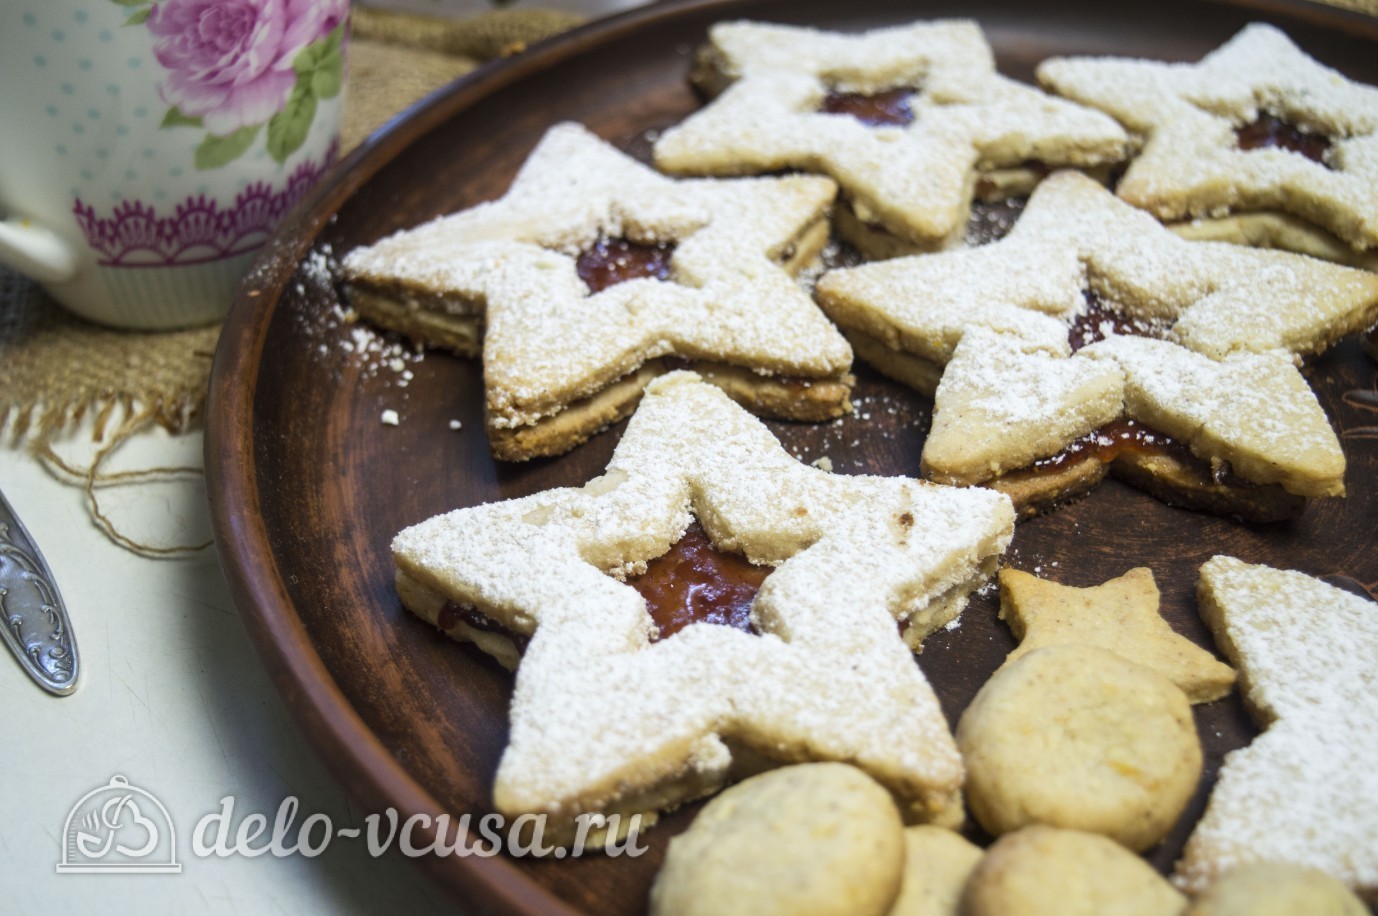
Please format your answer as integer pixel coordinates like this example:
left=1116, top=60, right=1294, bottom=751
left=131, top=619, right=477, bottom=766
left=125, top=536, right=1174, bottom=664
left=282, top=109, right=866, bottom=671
left=57, top=774, right=181, bottom=874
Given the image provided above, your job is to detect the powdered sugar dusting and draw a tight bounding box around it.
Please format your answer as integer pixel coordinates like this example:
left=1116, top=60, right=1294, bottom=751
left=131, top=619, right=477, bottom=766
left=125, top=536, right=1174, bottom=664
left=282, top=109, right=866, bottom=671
left=655, top=20, right=1127, bottom=247
left=341, top=124, right=853, bottom=428
left=1083, top=336, right=1344, bottom=497
left=817, top=171, right=1371, bottom=499
left=392, top=374, right=1016, bottom=832
left=1175, top=556, right=1378, bottom=897
left=925, top=326, right=1123, bottom=483
left=1038, top=23, right=1378, bottom=248
left=292, top=242, right=428, bottom=388
left=819, top=170, right=1378, bottom=368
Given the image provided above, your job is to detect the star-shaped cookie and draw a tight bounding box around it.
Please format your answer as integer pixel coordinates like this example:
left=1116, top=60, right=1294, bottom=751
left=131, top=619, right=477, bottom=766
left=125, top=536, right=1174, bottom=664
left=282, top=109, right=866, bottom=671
left=1176, top=556, right=1378, bottom=898
left=392, top=372, right=1016, bottom=838
left=1039, top=23, right=1378, bottom=265
left=342, top=122, right=854, bottom=461
left=817, top=170, right=1369, bottom=518
left=817, top=170, right=1378, bottom=367
left=998, top=566, right=1236, bottom=703
left=654, top=20, right=1127, bottom=255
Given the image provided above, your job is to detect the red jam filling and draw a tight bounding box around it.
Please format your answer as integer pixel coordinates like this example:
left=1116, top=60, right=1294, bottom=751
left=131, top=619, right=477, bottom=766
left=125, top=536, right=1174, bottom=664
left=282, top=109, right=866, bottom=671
left=821, top=88, right=916, bottom=127
left=436, top=602, right=531, bottom=653
left=577, top=237, right=675, bottom=293
left=1030, top=418, right=1196, bottom=476
left=1235, top=114, right=1331, bottom=164
left=1068, top=290, right=1172, bottom=352
left=628, top=521, right=772, bottom=640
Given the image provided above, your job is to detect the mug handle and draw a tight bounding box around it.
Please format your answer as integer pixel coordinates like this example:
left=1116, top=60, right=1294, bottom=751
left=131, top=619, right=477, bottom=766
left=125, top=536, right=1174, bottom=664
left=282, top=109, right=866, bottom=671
left=0, top=217, right=78, bottom=284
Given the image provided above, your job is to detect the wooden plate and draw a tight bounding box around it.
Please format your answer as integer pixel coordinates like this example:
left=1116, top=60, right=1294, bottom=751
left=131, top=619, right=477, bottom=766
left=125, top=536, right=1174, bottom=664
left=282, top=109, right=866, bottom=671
left=205, top=1, right=1378, bottom=912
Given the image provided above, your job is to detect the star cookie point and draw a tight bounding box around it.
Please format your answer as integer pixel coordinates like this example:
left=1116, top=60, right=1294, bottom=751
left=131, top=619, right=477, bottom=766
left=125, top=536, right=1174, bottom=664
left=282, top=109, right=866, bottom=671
left=998, top=566, right=1236, bottom=704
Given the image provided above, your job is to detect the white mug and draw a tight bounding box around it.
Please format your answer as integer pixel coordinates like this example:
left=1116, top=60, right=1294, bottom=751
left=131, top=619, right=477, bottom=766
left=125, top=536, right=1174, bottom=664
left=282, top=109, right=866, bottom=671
left=0, top=0, right=348, bottom=329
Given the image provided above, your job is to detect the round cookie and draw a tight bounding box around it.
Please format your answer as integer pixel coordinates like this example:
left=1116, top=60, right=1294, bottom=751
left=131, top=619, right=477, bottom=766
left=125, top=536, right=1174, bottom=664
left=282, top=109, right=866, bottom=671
left=957, top=643, right=1202, bottom=851
left=889, top=825, right=984, bottom=916
left=962, top=825, right=1186, bottom=916
left=648, top=763, right=905, bottom=916
left=1184, top=863, right=1367, bottom=916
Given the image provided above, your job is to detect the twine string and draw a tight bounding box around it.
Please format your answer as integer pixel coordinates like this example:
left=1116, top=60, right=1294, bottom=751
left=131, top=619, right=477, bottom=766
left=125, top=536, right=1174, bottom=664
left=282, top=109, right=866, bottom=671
left=31, top=412, right=213, bottom=559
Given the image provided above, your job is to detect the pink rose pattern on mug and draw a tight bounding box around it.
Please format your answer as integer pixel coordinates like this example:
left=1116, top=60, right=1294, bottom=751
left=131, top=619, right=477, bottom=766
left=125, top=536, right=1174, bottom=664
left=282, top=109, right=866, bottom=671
left=73, top=0, right=347, bottom=270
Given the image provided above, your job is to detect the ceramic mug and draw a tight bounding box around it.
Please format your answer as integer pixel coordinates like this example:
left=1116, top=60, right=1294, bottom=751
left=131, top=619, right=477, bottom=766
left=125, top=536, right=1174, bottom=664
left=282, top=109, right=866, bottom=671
left=0, top=0, right=348, bottom=330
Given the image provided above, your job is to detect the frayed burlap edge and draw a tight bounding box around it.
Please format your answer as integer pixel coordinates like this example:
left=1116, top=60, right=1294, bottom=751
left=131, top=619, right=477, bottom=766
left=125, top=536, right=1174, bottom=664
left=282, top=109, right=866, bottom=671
left=0, top=9, right=591, bottom=556
left=2, top=391, right=205, bottom=446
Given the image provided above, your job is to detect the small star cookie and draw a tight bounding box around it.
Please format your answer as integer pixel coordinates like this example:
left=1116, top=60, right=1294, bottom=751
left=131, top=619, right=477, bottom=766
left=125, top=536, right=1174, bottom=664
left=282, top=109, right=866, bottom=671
left=998, top=566, right=1236, bottom=703
left=342, top=122, right=854, bottom=460
left=1175, top=556, right=1378, bottom=898
left=392, top=372, right=1016, bottom=839
left=1039, top=23, right=1378, bottom=267
left=654, top=20, right=1127, bottom=255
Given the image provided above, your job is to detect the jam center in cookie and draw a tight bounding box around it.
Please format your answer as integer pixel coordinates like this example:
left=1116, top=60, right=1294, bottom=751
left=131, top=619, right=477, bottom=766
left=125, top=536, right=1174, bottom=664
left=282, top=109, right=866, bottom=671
left=629, top=521, right=772, bottom=640
left=1033, top=293, right=1213, bottom=484
left=1068, top=290, right=1173, bottom=352
left=1235, top=113, right=1332, bottom=164
left=576, top=237, right=676, bottom=293
left=436, top=602, right=531, bottom=653
left=1030, top=418, right=1196, bottom=477
left=820, top=88, right=916, bottom=127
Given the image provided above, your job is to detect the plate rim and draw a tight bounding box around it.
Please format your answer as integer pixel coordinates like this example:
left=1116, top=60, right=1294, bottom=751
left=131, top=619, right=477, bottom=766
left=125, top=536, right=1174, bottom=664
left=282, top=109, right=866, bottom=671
left=204, top=0, right=1377, bottom=911
left=204, top=3, right=716, bottom=910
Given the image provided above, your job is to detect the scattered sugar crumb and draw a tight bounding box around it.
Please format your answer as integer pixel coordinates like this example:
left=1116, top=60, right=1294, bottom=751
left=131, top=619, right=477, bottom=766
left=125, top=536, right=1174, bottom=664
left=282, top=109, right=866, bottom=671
left=449, top=420, right=463, bottom=431
left=294, top=241, right=429, bottom=387
left=381, top=409, right=399, bottom=426
left=811, top=455, right=834, bottom=472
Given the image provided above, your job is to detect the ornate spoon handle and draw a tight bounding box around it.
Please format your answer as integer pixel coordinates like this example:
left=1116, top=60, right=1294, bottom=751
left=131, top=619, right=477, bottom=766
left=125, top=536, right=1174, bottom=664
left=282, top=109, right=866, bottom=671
left=0, top=488, right=79, bottom=696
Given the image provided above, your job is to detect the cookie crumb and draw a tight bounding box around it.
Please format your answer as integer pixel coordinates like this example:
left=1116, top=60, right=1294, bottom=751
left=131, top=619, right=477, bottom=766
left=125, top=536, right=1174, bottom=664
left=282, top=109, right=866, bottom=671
left=811, top=455, right=834, bottom=472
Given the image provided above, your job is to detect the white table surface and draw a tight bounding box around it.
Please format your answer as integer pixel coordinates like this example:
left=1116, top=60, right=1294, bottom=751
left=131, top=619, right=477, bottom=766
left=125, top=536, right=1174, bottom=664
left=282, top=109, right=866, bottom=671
left=0, top=427, right=454, bottom=914
left=1, top=6, right=659, bottom=910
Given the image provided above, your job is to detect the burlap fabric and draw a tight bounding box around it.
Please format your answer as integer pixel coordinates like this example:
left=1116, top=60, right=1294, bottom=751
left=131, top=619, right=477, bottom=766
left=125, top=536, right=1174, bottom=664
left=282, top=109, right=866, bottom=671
left=0, top=7, right=581, bottom=444
left=0, top=7, right=582, bottom=553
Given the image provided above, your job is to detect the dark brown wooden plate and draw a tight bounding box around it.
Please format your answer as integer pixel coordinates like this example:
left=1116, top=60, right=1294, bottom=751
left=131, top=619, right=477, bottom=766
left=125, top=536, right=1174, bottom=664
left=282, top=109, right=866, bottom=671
left=205, top=1, right=1378, bottom=912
